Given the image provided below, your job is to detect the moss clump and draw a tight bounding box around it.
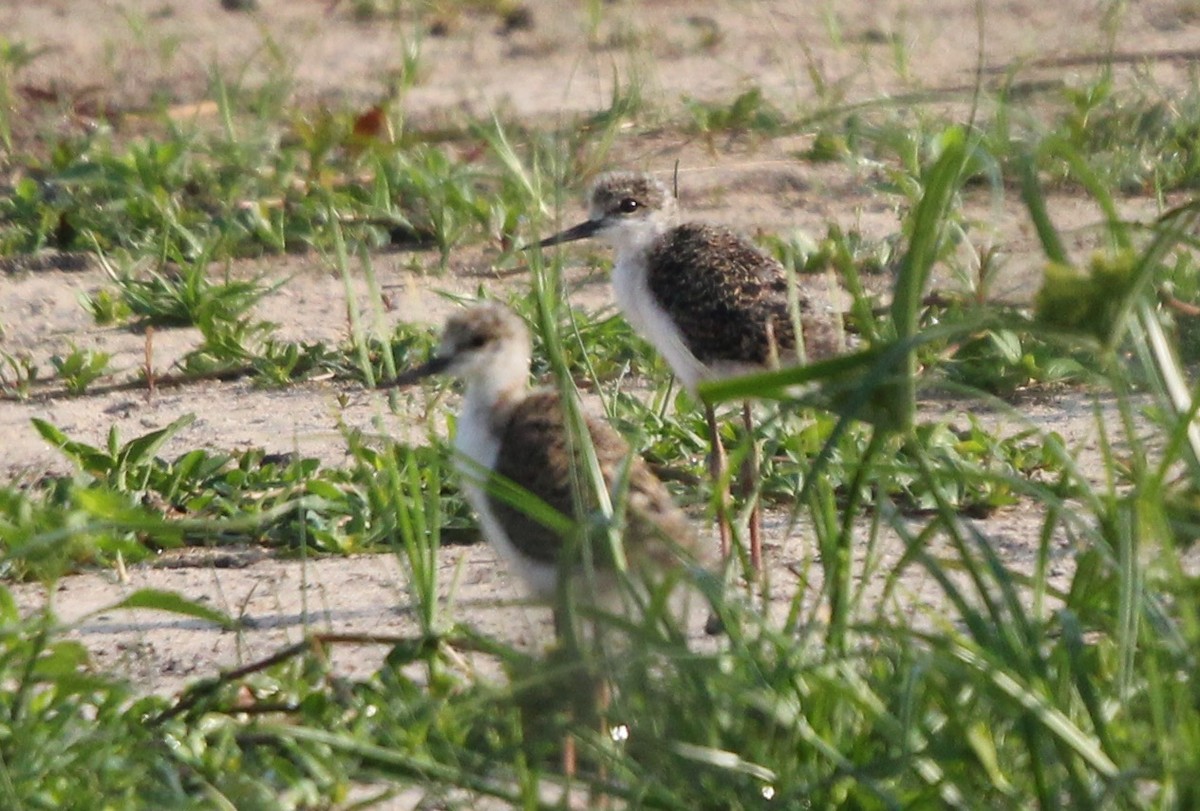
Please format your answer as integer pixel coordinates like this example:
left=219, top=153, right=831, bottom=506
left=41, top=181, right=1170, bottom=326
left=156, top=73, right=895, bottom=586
left=1036, top=251, right=1138, bottom=343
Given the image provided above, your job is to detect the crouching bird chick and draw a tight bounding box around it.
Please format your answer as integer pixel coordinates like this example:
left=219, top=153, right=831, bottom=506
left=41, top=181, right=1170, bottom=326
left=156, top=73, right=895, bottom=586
left=388, top=303, right=711, bottom=779
left=390, top=303, right=706, bottom=612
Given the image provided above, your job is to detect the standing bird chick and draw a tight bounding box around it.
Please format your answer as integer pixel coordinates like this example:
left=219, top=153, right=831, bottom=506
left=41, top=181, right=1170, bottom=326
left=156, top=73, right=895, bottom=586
left=390, top=303, right=704, bottom=612
left=536, top=171, right=846, bottom=571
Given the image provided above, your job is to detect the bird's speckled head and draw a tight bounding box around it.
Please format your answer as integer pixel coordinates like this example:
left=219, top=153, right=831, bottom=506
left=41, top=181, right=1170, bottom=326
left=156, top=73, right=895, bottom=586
left=389, top=303, right=530, bottom=392
left=586, top=171, right=677, bottom=226
left=435, top=303, right=530, bottom=378
left=534, top=171, right=677, bottom=255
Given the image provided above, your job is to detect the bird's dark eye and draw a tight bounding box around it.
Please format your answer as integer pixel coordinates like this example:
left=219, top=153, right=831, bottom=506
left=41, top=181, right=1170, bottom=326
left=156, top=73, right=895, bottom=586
left=466, top=334, right=488, bottom=349
left=617, top=197, right=640, bottom=214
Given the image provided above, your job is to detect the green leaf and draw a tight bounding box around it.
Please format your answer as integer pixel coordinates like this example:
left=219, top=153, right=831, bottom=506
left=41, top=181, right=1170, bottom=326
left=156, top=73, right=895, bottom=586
left=30, top=418, right=70, bottom=448
left=118, top=414, right=196, bottom=470
left=32, top=640, right=91, bottom=678
left=0, top=585, right=16, bottom=624
left=32, top=417, right=116, bottom=474
left=93, top=588, right=239, bottom=631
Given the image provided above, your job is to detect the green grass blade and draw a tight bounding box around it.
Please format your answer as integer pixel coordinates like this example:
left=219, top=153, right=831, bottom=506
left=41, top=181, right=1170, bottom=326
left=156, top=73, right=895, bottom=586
left=950, top=642, right=1118, bottom=778
left=888, top=127, right=969, bottom=431
left=91, top=588, right=239, bottom=631
left=1018, top=153, right=1069, bottom=265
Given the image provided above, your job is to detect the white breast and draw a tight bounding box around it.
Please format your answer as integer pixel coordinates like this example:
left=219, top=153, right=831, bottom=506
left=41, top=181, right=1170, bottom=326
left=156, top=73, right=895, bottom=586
left=612, top=253, right=710, bottom=394
left=453, top=391, right=559, bottom=600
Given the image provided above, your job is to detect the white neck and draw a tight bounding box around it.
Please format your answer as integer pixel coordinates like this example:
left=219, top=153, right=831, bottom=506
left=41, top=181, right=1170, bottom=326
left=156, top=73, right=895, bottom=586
left=609, top=229, right=709, bottom=393
left=603, top=216, right=668, bottom=268
left=454, top=346, right=529, bottom=468
left=450, top=347, right=561, bottom=600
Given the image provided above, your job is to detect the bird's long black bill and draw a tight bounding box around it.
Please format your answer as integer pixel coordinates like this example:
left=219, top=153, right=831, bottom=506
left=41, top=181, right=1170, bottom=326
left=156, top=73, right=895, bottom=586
left=381, top=355, right=452, bottom=388
left=528, top=218, right=603, bottom=249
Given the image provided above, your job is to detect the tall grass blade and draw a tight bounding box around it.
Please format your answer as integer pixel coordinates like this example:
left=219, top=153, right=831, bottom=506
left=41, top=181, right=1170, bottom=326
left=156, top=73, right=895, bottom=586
left=1018, top=154, right=1068, bottom=264
left=888, top=127, right=969, bottom=432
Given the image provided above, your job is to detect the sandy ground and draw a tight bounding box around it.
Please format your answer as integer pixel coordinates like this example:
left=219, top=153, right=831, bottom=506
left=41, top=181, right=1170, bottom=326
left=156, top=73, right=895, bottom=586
left=2, top=0, right=1193, bottom=725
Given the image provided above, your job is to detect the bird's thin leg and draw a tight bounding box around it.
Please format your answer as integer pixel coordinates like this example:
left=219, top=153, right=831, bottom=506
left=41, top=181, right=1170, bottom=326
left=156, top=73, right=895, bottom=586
left=562, top=730, right=578, bottom=780
left=552, top=607, right=578, bottom=780
left=705, top=403, right=731, bottom=561
left=593, top=675, right=611, bottom=805
left=740, top=400, right=762, bottom=571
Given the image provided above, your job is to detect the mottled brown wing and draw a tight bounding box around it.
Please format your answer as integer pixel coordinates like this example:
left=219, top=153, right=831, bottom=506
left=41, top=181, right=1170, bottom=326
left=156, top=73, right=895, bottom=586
left=489, top=391, right=584, bottom=566
left=584, top=412, right=702, bottom=569
left=489, top=390, right=697, bottom=569
left=645, top=223, right=800, bottom=366
left=617, top=446, right=703, bottom=569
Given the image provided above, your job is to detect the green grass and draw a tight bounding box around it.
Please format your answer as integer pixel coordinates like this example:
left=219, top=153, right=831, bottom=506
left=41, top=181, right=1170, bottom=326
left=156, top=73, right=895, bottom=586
left=4, top=7, right=1200, bottom=809
left=0, top=416, right=476, bottom=581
